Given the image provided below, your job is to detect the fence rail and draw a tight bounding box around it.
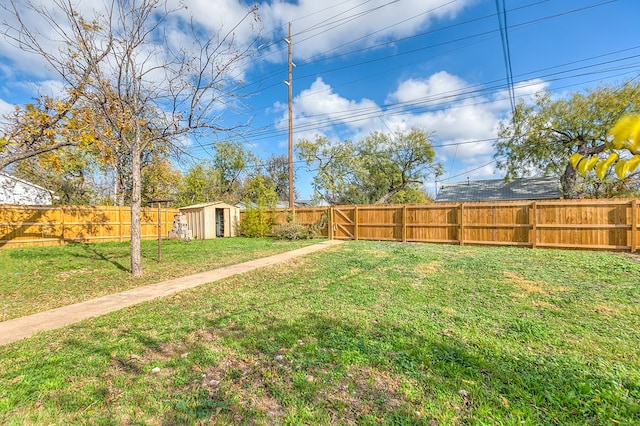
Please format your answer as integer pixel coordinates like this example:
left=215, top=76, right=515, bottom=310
left=0, top=204, right=179, bottom=248
left=267, top=199, right=640, bottom=252
left=4, top=199, right=640, bottom=252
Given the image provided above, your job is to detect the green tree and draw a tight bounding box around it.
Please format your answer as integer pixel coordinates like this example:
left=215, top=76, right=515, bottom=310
left=212, top=140, right=256, bottom=200
left=495, top=82, right=640, bottom=198
left=12, top=145, right=99, bottom=205
left=141, top=155, right=182, bottom=204
left=387, top=185, right=433, bottom=204
left=239, top=176, right=277, bottom=237
left=244, top=175, right=278, bottom=207
left=174, top=161, right=221, bottom=207
left=2, top=0, right=258, bottom=275
left=298, top=128, right=441, bottom=205
left=253, top=154, right=290, bottom=202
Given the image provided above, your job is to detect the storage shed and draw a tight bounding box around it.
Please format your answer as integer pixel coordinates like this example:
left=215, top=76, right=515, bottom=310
left=178, top=202, right=239, bottom=239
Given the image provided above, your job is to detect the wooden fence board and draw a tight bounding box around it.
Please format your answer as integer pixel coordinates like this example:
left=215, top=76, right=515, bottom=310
left=0, top=205, right=179, bottom=248
left=253, top=199, right=640, bottom=253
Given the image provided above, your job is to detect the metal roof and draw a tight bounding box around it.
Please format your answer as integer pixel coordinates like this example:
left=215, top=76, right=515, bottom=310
left=179, top=201, right=238, bottom=210
left=436, top=177, right=562, bottom=202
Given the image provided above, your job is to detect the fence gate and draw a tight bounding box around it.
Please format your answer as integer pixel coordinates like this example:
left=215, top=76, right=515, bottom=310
left=332, top=207, right=355, bottom=240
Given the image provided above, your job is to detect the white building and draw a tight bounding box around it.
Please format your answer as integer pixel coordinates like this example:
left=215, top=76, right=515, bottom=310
left=0, top=172, right=53, bottom=205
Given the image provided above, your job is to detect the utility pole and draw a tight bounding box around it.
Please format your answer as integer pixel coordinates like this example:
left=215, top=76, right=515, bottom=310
left=286, top=22, right=294, bottom=209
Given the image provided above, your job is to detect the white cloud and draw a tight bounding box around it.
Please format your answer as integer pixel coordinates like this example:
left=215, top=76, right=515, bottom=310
left=258, top=0, right=474, bottom=61
left=387, top=71, right=468, bottom=105
left=0, top=0, right=477, bottom=112
left=489, top=78, right=549, bottom=112
left=18, top=80, right=67, bottom=98
left=276, top=70, right=545, bottom=182
left=0, top=98, right=14, bottom=118
left=275, top=77, right=382, bottom=144
left=0, top=0, right=261, bottom=100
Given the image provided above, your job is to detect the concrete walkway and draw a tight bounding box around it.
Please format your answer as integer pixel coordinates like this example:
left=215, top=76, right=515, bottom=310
left=0, top=240, right=344, bottom=346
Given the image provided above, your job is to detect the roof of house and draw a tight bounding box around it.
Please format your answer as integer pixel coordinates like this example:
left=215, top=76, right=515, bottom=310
left=0, top=172, right=50, bottom=192
left=435, top=177, right=562, bottom=202
left=0, top=172, right=54, bottom=205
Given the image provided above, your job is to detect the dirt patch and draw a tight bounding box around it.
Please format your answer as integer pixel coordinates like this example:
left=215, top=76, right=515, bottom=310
left=502, top=271, right=563, bottom=297
left=199, top=351, right=289, bottom=422
left=415, top=261, right=444, bottom=278
left=503, top=271, right=549, bottom=297
left=623, top=253, right=640, bottom=263
left=531, top=300, right=561, bottom=311
left=55, top=268, right=93, bottom=281
left=592, top=303, right=621, bottom=318
left=361, top=249, right=391, bottom=258
left=319, top=366, right=421, bottom=420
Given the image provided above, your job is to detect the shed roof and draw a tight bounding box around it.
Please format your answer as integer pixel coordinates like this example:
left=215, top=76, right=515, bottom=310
left=436, top=177, right=562, bottom=202
left=179, top=201, right=238, bottom=210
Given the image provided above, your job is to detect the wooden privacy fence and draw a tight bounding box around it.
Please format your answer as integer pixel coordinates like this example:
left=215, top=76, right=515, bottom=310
left=0, top=205, right=179, bottom=248
left=264, top=199, right=640, bottom=252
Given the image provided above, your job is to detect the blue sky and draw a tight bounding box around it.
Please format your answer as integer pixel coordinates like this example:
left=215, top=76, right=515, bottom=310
left=1, top=0, right=639, bottom=200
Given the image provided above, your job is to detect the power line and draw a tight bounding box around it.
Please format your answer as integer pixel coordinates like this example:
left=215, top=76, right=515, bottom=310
left=229, top=54, right=640, bottom=145
left=238, top=0, right=616, bottom=96
left=179, top=1, right=636, bottom=160
left=495, top=0, right=516, bottom=115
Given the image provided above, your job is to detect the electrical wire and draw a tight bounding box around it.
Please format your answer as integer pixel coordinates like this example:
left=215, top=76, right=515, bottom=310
left=213, top=53, right=640, bottom=146
left=495, top=0, right=516, bottom=115
left=173, top=0, right=634, bottom=182
left=236, top=0, right=617, bottom=97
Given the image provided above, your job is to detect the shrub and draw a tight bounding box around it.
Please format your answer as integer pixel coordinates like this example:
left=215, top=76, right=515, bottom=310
left=239, top=207, right=273, bottom=237
left=272, top=221, right=309, bottom=240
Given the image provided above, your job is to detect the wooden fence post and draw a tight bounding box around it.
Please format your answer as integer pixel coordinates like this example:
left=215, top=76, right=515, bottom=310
left=631, top=199, right=637, bottom=253
left=328, top=207, right=334, bottom=240
left=60, top=206, right=65, bottom=245
left=459, top=203, right=465, bottom=246
left=531, top=201, right=537, bottom=249
left=119, top=207, right=124, bottom=242
left=402, top=205, right=407, bottom=242
left=354, top=206, right=359, bottom=240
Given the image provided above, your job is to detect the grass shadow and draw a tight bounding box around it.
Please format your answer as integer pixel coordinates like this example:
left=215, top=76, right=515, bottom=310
left=75, top=243, right=130, bottom=272
left=195, top=307, right=639, bottom=424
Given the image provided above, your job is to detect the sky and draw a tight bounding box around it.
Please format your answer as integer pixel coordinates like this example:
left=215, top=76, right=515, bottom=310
left=0, top=0, right=639, bottom=200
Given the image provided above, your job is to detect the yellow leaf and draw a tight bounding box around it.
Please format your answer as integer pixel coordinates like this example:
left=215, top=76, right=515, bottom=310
left=576, top=155, right=598, bottom=176
left=501, top=396, right=510, bottom=407
left=627, top=155, right=640, bottom=174
left=585, top=156, right=598, bottom=172
left=609, top=115, right=640, bottom=150
left=615, top=159, right=629, bottom=179
left=633, top=120, right=640, bottom=144
left=627, top=132, right=640, bottom=154
left=570, top=152, right=583, bottom=169
left=577, top=157, right=590, bottom=176
left=595, top=160, right=608, bottom=179
left=595, top=152, right=618, bottom=179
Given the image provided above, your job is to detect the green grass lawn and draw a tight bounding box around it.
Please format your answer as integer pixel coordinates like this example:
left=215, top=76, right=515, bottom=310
left=0, top=237, right=316, bottom=321
left=1, top=241, right=639, bottom=425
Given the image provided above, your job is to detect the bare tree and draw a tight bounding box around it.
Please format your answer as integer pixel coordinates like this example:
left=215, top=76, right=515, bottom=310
left=1, top=0, right=259, bottom=275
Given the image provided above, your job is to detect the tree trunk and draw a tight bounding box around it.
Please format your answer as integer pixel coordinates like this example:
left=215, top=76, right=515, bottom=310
left=560, top=162, right=578, bottom=199
left=375, top=189, right=400, bottom=204
left=374, top=180, right=414, bottom=204
left=130, top=138, right=143, bottom=276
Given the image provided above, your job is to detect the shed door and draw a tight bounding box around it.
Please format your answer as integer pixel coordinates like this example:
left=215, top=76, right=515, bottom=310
left=216, top=208, right=225, bottom=237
